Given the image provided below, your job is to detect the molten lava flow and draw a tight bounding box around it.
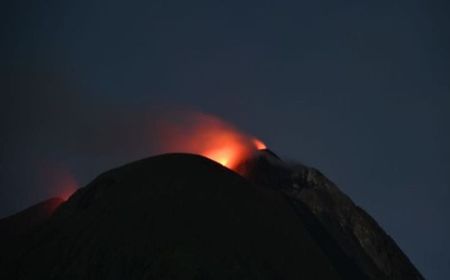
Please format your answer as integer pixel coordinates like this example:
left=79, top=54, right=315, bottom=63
left=157, top=112, right=266, bottom=170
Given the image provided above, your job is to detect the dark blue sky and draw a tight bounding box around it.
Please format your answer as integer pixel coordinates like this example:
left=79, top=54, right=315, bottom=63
left=1, top=0, right=449, bottom=278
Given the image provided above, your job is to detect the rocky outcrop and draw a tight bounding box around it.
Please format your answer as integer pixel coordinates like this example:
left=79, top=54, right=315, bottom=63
left=238, top=150, right=424, bottom=279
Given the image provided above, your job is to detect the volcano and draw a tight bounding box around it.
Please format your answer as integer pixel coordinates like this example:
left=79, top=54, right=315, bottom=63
left=0, top=152, right=423, bottom=279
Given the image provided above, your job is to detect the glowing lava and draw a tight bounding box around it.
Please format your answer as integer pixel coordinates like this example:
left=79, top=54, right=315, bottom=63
left=157, top=112, right=266, bottom=170
left=253, top=138, right=266, bottom=150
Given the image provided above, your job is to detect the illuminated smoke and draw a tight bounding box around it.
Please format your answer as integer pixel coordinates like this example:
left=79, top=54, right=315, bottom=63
left=156, top=111, right=266, bottom=170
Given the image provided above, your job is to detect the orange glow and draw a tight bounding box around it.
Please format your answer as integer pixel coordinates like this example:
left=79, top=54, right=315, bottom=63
left=58, top=171, right=77, bottom=201
left=253, top=138, right=266, bottom=150
left=38, top=162, right=78, bottom=201
left=157, top=112, right=266, bottom=170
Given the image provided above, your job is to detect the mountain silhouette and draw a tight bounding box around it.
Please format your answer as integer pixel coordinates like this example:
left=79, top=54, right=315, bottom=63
left=0, top=152, right=423, bottom=279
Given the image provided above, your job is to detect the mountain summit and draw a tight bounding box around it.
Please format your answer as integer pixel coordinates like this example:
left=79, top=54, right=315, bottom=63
left=0, top=153, right=423, bottom=279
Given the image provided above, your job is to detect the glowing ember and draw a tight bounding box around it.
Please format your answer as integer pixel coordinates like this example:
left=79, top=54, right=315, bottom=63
left=157, top=112, right=266, bottom=170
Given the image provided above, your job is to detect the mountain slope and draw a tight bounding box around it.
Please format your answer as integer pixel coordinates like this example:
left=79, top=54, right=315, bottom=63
left=0, top=197, right=64, bottom=240
left=1, top=154, right=347, bottom=279
left=0, top=152, right=423, bottom=279
left=237, top=150, right=423, bottom=280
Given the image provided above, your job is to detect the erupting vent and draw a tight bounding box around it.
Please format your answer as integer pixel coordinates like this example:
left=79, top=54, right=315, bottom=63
left=158, top=112, right=266, bottom=170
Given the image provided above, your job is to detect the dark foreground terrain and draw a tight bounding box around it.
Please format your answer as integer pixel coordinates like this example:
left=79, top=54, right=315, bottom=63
left=0, top=153, right=423, bottom=279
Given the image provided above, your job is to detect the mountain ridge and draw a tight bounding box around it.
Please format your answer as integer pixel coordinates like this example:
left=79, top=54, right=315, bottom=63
left=0, top=153, right=423, bottom=279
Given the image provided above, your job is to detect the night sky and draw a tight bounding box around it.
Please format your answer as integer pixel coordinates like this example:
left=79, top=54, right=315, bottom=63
left=1, top=1, right=449, bottom=278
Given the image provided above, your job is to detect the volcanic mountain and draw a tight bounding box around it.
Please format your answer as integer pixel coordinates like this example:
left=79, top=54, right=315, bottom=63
left=0, top=151, right=423, bottom=279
